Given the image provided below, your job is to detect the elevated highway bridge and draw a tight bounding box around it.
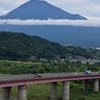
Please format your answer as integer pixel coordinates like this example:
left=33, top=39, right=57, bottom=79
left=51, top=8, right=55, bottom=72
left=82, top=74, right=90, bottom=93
left=0, top=72, right=100, bottom=100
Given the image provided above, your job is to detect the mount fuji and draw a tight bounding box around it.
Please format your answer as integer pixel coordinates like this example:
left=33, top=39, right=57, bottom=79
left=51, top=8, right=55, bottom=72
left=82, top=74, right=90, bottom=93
left=0, top=0, right=87, bottom=20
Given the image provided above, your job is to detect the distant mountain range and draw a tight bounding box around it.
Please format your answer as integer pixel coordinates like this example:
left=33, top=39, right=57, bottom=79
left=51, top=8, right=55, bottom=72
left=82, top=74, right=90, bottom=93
left=0, top=0, right=87, bottom=20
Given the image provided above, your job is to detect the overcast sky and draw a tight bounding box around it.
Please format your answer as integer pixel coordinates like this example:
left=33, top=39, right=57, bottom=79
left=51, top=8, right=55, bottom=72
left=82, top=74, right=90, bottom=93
left=0, top=0, right=100, bottom=27
left=0, top=0, right=100, bottom=17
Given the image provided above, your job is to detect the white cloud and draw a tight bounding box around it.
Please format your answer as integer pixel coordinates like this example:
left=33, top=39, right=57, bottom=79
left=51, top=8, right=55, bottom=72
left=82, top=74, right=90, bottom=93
left=0, top=0, right=29, bottom=6
left=0, top=0, right=30, bottom=15
left=0, top=17, right=100, bottom=27
left=0, top=8, right=9, bottom=15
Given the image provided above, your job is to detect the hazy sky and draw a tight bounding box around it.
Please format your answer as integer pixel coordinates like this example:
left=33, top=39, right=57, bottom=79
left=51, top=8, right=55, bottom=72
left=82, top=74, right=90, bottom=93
left=0, top=0, right=100, bottom=17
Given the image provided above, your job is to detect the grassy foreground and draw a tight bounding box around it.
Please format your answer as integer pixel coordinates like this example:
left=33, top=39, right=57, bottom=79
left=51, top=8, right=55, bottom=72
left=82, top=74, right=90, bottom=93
left=0, top=60, right=100, bottom=100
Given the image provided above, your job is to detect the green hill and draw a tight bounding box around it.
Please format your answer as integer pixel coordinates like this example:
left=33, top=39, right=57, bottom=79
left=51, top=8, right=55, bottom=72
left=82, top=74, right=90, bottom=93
left=0, top=31, right=100, bottom=61
left=0, top=31, right=66, bottom=60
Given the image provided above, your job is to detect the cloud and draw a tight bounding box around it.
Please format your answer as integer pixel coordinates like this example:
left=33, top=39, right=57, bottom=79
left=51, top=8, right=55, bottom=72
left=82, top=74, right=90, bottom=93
left=0, top=0, right=29, bottom=6
left=0, top=8, right=9, bottom=15
left=0, top=17, right=100, bottom=27
left=0, top=0, right=30, bottom=15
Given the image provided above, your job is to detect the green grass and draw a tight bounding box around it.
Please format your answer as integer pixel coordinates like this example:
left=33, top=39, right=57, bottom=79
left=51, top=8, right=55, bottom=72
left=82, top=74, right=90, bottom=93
left=10, top=83, right=62, bottom=100
left=70, top=89, right=100, bottom=100
left=0, top=60, right=42, bottom=65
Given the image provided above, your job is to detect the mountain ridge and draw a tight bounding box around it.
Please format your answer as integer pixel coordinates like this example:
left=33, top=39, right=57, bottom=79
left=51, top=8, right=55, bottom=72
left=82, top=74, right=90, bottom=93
left=0, top=0, right=87, bottom=20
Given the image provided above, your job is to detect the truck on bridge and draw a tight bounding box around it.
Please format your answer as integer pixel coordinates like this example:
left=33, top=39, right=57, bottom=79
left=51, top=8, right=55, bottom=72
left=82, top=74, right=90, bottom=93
left=84, top=70, right=92, bottom=74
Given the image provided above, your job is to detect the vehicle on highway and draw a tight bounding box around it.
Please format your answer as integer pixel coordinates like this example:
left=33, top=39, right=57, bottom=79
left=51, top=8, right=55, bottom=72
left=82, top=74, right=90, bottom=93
left=84, top=70, right=91, bottom=74
left=73, top=73, right=78, bottom=75
left=98, top=72, right=100, bottom=74
left=33, top=73, right=42, bottom=78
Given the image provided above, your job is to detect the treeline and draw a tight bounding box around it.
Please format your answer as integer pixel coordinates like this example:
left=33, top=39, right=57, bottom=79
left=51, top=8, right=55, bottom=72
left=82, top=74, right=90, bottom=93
left=0, top=31, right=100, bottom=61
left=0, top=60, right=100, bottom=74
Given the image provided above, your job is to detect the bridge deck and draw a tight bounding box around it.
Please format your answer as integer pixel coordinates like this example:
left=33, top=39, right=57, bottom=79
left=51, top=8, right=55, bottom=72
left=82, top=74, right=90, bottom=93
left=0, top=72, right=100, bottom=87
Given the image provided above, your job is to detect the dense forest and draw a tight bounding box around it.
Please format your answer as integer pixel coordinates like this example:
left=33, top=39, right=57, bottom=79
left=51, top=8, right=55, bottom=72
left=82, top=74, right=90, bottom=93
left=0, top=31, right=100, bottom=61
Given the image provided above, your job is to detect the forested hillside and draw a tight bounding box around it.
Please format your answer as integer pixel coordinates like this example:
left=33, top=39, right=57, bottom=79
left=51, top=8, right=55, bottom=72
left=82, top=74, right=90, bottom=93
left=0, top=31, right=100, bottom=61
left=0, top=31, right=66, bottom=60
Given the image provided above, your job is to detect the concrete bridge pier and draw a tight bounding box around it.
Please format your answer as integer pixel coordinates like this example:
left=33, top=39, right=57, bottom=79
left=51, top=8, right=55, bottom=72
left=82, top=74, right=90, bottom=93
left=50, top=82, right=57, bottom=100
left=1, top=87, right=11, bottom=100
left=93, top=79, right=99, bottom=92
left=18, top=85, right=27, bottom=100
left=62, top=81, right=70, bottom=100
left=83, top=80, right=88, bottom=90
